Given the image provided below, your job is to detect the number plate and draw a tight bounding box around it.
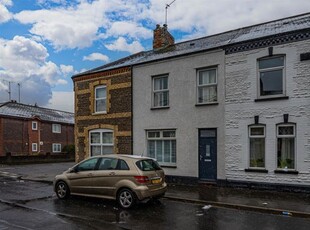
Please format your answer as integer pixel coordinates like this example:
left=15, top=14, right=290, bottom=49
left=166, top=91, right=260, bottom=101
left=151, top=178, right=162, bottom=184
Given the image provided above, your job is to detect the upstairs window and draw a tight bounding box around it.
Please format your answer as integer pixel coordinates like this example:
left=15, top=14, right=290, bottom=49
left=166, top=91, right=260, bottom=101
left=52, top=124, right=61, bottom=133
left=95, top=85, right=107, bottom=113
left=153, top=75, right=169, bottom=108
left=258, top=56, right=285, bottom=98
left=32, top=121, right=38, bottom=130
left=197, top=68, right=217, bottom=104
left=277, top=124, right=295, bottom=170
left=249, top=126, right=265, bottom=168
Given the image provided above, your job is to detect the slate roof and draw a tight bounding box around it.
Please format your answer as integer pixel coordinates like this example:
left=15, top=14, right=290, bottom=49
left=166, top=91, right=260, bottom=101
left=0, top=101, right=74, bottom=124
left=72, top=12, right=310, bottom=78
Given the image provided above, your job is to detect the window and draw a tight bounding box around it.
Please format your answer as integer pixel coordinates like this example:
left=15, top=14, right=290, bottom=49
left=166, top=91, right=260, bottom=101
left=32, top=121, right=37, bottom=130
left=277, top=124, right=295, bottom=170
left=32, top=143, right=38, bottom=152
left=258, top=56, right=285, bottom=98
left=76, top=158, right=99, bottom=172
left=197, top=68, right=217, bottom=104
left=53, top=143, right=61, bottom=153
left=95, top=85, right=107, bottom=113
left=147, top=130, right=176, bottom=166
left=153, top=75, right=169, bottom=108
left=89, top=129, right=113, bottom=156
left=98, top=158, right=118, bottom=170
left=52, top=124, right=61, bottom=133
left=249, top=126, right=265, bottom=168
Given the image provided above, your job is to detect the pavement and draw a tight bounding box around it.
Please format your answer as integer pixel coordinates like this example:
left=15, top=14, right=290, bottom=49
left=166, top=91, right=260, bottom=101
left=1, top=162, right=310, bottom=218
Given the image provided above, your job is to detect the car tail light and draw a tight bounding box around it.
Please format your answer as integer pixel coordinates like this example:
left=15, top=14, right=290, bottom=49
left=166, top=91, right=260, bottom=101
left=134, top=176, right=149, bottom=184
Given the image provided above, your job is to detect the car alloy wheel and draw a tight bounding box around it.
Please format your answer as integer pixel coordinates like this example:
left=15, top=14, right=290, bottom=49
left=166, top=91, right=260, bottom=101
left=56, top=181, right=70, bottom=199
left=118, top=189, right=135, bottom=209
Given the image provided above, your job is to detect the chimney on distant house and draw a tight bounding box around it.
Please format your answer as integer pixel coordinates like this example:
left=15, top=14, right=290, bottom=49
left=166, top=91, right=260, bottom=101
left=153, top=24, right=175, bottom=50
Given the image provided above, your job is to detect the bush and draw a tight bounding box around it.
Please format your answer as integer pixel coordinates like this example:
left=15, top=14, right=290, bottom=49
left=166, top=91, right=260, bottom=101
left=62, top=144, right=75, bottom=154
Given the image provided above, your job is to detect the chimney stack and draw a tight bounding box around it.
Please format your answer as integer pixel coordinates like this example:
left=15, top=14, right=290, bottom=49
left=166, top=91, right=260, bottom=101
left=153, top=24, right=175, bottom=50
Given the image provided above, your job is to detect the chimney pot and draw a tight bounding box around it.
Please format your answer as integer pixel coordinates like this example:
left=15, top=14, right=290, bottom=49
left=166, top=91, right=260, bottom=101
left=153, top=24, right=174, bottom=50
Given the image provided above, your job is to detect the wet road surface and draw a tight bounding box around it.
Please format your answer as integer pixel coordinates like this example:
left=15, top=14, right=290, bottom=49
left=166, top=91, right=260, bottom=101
left=1, top=176, right=310, bottom=230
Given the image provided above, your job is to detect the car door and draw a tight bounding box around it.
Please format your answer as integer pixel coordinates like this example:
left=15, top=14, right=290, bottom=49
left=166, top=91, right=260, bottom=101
left=66, top=157, right=99, bottom=195
left=91, top=157, right=119, bottom=198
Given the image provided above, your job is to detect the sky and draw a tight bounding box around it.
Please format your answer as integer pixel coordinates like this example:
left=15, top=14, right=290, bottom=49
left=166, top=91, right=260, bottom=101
left=0, top=0, right=310, bottom=112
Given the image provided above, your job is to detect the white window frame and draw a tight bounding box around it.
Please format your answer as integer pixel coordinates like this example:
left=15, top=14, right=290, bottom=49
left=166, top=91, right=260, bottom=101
left=89, top=129, right=114, bottom=156
left=32, top=143, right=38, bottom=152
left=152, top=75, right=169, bottom=108
left=197, top=68, right=218, bottom=104
left=52, top=143, right=61, bottom=153
left=248, top=125, right=265, bottom=168
left=52, top=124, right=61, bottom=133
left=257, top=55, right=286, bottom=99
left=146, top=130, right=176, bottom=166
left=276, top=124, right=296, bottom=170
left=95, top=85, right=107, bottom=113
left=32, top=121, right=38, bottom=130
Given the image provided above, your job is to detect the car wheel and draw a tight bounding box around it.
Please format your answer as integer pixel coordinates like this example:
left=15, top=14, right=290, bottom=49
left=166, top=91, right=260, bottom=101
left=117, top=188, right=136, bottom=209
left=56, top=181, right=70, bottom=199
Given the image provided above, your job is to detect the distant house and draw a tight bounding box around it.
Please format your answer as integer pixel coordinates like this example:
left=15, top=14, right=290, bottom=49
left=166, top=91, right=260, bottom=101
left=0, top=101, right=74, bottom=156
left=72, top=13, right=310, bottom=189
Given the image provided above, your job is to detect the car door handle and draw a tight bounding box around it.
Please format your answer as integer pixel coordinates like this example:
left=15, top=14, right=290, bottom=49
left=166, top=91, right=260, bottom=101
left=87, top=173, right=93, bottom=176
left=109, top=172, right=115, bottom=176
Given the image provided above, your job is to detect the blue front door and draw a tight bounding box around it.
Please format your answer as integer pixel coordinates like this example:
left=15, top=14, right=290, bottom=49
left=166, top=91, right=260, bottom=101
left=199, top=129, right=217, bottom=181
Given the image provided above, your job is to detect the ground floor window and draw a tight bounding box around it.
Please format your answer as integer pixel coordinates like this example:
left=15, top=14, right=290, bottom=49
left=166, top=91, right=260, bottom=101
left=52, top=143, right=61, bottom=153
left=277, top=124, right=295, bottom=169
left=249, top=125, right=265, bottom=168
left=32, top=143, right=38, bottom=152
left=147, top=130, right=176, bottom=166
left=89, top=129, right=113, bottom=156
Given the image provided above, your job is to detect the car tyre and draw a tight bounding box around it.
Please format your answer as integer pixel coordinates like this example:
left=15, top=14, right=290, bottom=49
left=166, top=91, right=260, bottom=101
left=117, top=188, right=136, bottom=209
left=56, top=181, right=70, bottom=199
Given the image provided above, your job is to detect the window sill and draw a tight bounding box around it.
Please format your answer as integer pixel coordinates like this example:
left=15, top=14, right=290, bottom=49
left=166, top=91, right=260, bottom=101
left=245, top=168, right=268, bottom=173
left=92, top=111, right=107, bottom=115
left=150, top=106, right=170, bottom=110
left=274, top=169, right=298, bottom=174
left=195, top=102, right=219, bottom=107
left=255, top=96, right=289, bottom=102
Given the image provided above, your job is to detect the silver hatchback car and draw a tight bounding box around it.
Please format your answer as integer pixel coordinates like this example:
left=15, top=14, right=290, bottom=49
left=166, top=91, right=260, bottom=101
left=54, top=154, right=167, bottom=209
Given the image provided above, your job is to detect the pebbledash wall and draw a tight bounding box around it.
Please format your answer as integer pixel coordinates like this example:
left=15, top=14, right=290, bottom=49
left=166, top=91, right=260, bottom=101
left=224, top=38, right=310, bottom=187
left=133, top=50, right=226, bottom=182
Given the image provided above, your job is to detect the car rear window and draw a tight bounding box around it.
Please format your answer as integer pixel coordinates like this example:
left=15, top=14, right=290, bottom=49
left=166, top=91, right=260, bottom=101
left=136, top=159, right=161, bottom=171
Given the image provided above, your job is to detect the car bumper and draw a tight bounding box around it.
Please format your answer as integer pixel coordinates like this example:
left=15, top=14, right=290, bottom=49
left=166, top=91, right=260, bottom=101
left=134, top=182, right=167, bottom=200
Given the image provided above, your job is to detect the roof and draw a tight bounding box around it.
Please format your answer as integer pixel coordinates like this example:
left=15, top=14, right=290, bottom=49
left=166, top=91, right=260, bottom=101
left=72, top=12, right=310, bottom=77
left=0, top=101, right=74, bottom=124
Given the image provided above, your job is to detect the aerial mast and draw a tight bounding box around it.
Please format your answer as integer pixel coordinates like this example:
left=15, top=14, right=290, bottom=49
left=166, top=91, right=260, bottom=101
left=165, top=0, right=177, bottom=25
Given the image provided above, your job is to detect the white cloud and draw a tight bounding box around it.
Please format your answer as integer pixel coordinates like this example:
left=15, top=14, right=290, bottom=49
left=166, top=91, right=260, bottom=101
left=105, top=21, right=152, bottom=39
left=105, top=37, right=144, bottom=54
left=47, top=91, right=74, bottom=112
left=0, top=0, right=12, bottom=24
left=0, top=36, right=70, bottom=106
left=83, top=53, right=110, bottom=62
left=60, top=64, right=74, bottom=74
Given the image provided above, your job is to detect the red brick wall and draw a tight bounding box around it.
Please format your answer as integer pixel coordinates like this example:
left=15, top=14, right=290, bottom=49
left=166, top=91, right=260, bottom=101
left=0, top=116, right=74, bottom=156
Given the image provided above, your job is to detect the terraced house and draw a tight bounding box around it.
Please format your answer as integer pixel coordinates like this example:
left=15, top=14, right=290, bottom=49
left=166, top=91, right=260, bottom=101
left=73, top=13, right=310, bottom=189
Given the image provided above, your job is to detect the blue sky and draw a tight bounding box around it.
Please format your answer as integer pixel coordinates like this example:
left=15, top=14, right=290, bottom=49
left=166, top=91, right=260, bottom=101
left=1, top=0, right=310, bottom=112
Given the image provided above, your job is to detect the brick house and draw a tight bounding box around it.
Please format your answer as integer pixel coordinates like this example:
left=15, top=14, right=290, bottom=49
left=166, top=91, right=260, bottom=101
left=73, top=13, right=310, bottom=189
left=72, top=53, right=145, bottom=162
left=0, top=101, right=74, bottom=156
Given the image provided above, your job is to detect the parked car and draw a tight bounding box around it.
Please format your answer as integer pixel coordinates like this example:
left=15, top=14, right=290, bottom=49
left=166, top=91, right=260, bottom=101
left=54, top=154, right=167, bottom=209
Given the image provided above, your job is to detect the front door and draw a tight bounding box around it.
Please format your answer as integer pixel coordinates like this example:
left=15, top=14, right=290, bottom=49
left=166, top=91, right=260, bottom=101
left=199, top=128, right=217, bottom=181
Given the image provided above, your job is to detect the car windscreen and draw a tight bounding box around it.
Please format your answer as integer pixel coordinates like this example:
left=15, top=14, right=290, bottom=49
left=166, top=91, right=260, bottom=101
left=136, top=159, right=161, bottom=171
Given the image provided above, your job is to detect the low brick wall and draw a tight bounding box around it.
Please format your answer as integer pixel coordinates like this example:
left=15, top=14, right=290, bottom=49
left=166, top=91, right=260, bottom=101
left=0, top=152, right=75, bottom=164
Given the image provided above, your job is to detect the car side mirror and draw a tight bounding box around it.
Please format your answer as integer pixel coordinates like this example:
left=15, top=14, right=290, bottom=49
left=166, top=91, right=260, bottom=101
left=69, top=167, right=78, bottom=173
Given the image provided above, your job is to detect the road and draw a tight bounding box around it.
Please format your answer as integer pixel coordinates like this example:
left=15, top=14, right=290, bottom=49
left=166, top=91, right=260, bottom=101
left=1, top=176, right=310, bottom=230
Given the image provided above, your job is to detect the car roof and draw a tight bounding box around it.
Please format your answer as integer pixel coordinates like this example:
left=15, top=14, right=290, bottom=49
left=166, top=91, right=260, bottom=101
left=90, top=154, right=153, bottom=160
